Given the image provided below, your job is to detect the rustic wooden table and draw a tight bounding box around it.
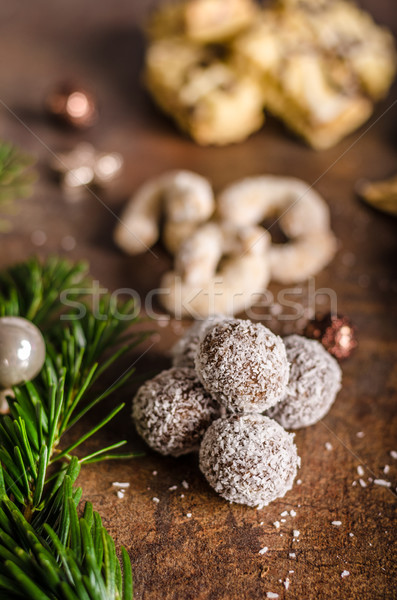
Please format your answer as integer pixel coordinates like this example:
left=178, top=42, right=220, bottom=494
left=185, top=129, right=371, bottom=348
left=1, top=1, right=396, bottom=598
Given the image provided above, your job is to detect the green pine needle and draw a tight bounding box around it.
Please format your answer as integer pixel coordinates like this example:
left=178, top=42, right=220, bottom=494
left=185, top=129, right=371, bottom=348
left=0, top=257, right=146, bottom=599
left=0, top=141, right=37, bottom=204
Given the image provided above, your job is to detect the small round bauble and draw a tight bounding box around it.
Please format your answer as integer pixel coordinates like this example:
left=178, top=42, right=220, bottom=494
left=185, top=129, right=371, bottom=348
left=0, top=317, right=46, bottom=389
left=199, top=413, right=300, bottom=508
left=45, top=83, right=98, bottom=128
left=195, top=318, right=289, bottom=413
left=267, top=335, right=342, bottom=429
left=304, top=313, right=357, bottom=360
left=171, top=315, right=226, bottom=369
left=132, top=367, right=219, bottom=457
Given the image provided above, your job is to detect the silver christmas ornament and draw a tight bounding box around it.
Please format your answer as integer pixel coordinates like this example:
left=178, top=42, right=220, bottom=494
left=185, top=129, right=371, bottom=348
left=0, top=317, right=46, bottom=388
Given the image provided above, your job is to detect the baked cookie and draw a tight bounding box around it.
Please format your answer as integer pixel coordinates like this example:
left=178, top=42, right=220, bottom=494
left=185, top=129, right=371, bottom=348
left=145, top=37, right=265, bottom=145
left=147, top=0, right=257, bottom=43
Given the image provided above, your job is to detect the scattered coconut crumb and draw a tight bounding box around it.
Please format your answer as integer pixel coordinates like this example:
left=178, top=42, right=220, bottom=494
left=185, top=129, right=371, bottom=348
left=359, top=479, right=367, bottom=488
left=117, top=490, right=125, bottom=499
left=284, top=578, right=290, bottom=590
left=390, top=450, right=397, bottom=460
left=290, top=510, right=297, bottom=517
left=181, top=480, right=189, bottom=489
left=293, top=530, right=300, bottom=538
left=112, top=482, right=130, bottom=488
left=281, top=519, right=286, bottom=523
left=273, top=521, right=280, bottom=529
left=281, top=510, right=289, bottom=517
left=332, top=521, right=342, bottom=526
left=289, top=570, right=294, bottom=574
left=152, top=471, right=158, bottom=476
left=259, top=546, right=268, bottom=555
left=169, top=485, right=178, bottom=491
left=357, top=466, right=364, bottom=477
left=180, top=494, right=185, bottom=498
left=152, top=497, right=160, bottom=503
left=352, top=481, right=357, bottom=486
left=260, top=521, right=264, bottom=526
left=296, top=479, right=302, bottom=485
left=266, top=593, right=279, bottom=599
left=289, top=553, right=296, bottom=558
left=374, top=479, right=391, bottom=488
left=186, top=513, right=192, bottom=518
left=325, top=442, right=333, bottom=451
left=384, top=465, right=390, bottom=474
left=280, top=534, right=283, bottom=537
left=349, top=533, right=354, bottom=538
left=356, top=432, right=365, bottom=438
left=341, top=570, right=350, bottom=578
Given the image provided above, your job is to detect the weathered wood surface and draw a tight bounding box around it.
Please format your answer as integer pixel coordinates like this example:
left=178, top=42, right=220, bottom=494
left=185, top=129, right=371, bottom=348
left=0, top=1, right=396, bottom=598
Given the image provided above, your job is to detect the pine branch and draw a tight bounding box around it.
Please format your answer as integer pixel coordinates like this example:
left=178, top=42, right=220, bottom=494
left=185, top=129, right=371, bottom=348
left=0, top=257, right=146, bottom=599
left=0, top=141, right=37, bottom=204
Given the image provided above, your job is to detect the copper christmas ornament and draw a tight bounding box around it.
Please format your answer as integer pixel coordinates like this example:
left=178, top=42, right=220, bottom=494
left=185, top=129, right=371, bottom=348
left=45, top=83, right=98, bottom=128
left=304, top=313, right=357, bottom=360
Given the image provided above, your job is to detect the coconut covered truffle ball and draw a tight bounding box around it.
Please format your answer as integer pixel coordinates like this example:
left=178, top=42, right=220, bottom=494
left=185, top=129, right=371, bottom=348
left=132, top=367, right=219, bottom=457
left=199, top=414, right=300, bottom=507
left=195, top=318, right=289, bottom=413
left=267, top=334, right=342, bottom=429
left=171, top=315, right=226, bottom=369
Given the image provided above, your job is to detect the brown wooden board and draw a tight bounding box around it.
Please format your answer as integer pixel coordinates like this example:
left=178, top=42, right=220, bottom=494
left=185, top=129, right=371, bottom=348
left=0, top=1, right=396, bottom=598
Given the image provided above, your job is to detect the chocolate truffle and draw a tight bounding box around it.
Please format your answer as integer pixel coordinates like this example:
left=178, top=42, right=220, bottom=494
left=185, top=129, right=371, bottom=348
left=267, top=335, right=342, bottom=429
left=171, top=315, right=226, bottom=369
left=199, top=413, right=300, bottom=508
left=195, top=318, right=289, bottom=413
left=132, top=367, right=219, bottom=457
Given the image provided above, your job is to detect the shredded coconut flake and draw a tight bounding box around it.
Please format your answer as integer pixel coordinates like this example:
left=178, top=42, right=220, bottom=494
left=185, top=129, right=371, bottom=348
left=325, top=442, right=333, bottom=451
left=117, top=490, right=125, bottom=499
left=181, top=480, right=189, bottom=489
left=284, top=578, right=290, bottom=590
left=266, top=593, right=279, bottom=599
left=359, top=479, right=367, bottom=488
left=169, top=485, right=178, bottom=491
left=357, top=465, right=364, bottom=477
left=356, top=432, right=365, bottom=438
left=341, top=570, right=350, bottom=578
left=332, top=521, right=342, bottom=526
left=290, top=509, right=296, bottom=517
left=293, top=530, right=300, bottom=538
left=390, top=450, right=397, bottom=460
left=152, top=497, right=160, bottom=503
left=349, top=533, right=354, bottom=538
left=186, top=513, right=192, bottom=518
left=281, top=510, right=289, bottom=517
left=259, top=546, right=268, bottom=554
left=384, top=465, right=390, bottom=474
left=374, top=479, right=391, bottom=488
left=273, top=521, right=281, bottom=529
left=112, top=482, right=130, bottom=487
left=289, top=553, right=296, bottom=558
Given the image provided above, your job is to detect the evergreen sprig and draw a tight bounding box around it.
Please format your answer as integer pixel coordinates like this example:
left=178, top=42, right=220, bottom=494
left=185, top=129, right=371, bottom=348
left=0, top=257, right=145, bottom=599
left=0, top=141, right=37, bottom=205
